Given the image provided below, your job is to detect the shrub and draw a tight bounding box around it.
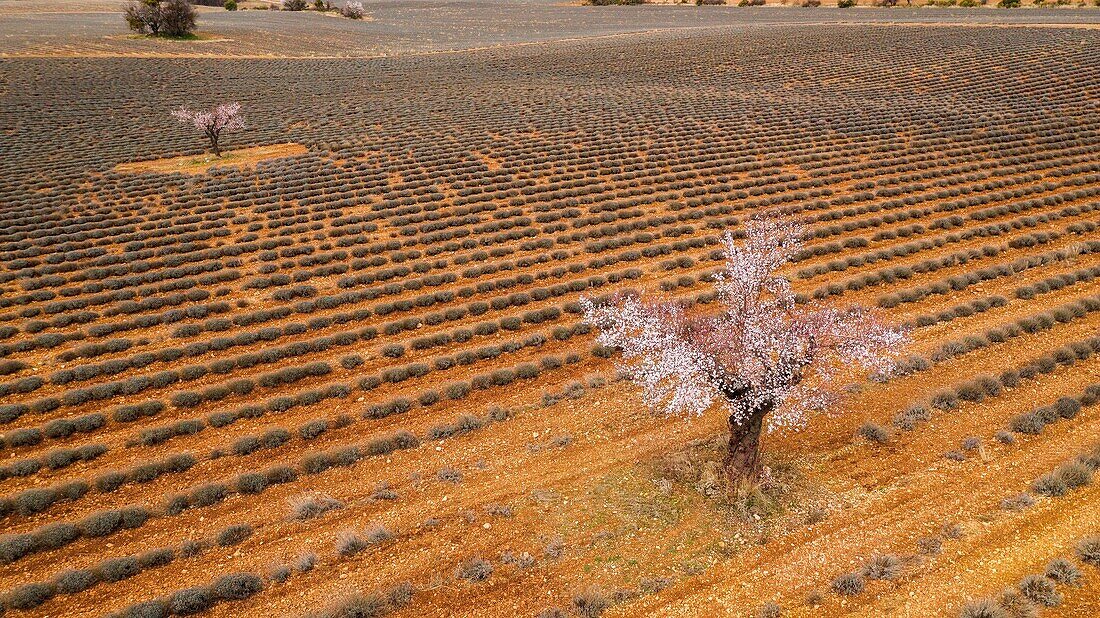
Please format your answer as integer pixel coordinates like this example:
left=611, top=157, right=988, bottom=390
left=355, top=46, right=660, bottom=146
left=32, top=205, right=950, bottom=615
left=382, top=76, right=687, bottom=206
left=124, top=0, right=161, bottom=34
left=956, top=382, right=986, bottom=402
left=370, top=483, right=398, bottom=501
left=121, top=599, right=169, bottom=618
left=1045, top=558, right=1081, bottom=586
left=212, top=573, right=263, bottom=600
left=858, top=422, right=889, bottom=444
left=225, top=0, right=237, bottom=8
left=831, top=572, right=864, bottom=595
left=16, top=488, right=57, bottom=515
left=36, top=522, right=79, bottom=549
left=99, top=556, right=141, bottom=582
left=838, top=0, right=856, bottom=6
left=893, top=405, right=930, bottom=430
left=544, top=536, right=565, bottom=559
left=5, top=427, right=42, bottom=447
left=455, top=556, right=493, bottom=581
left=1076, top=535, right=1100, bottom=566
left=217, top=523, right=253, bottom=546
left=265, top=465, right=298, bottom=485
left=572, top=588, right=610, bottom=617
left=289, top=493, right=344, bottom=519
left=1017, top=575, right=1061, bottom=607
left=756, top=602, right=781, bottom=618
left=169, top=587, right=215, bottom=615
left=314, top=593, right=388, bottom=618
left=236, top=472, right=267, bottom=494
left=387, top=581, right=415, bottom=608
left=993, top=588, right=1035, bottom=618
left=1000, top=494, right=1034, bottom=511
left=301, top=452, right=333, bottom=474
left=283, top=0, right=307, bottom=8
left=364, top=524, right=393, bottom=545
left=1009, top=412, right=1045, bottom=435
left=931, top=390, right=959, bottom=410
left=863, top=554, right=901, bottom=580
left=164, top=494, right=189, bottom=515
left=335, top=530, right=367, bottom=556
left=295, top=419, right=328, bottom=441
left=437, top=467, right=462, bottom=483
left=172, top=391, right=203, bottom=408
left=0, top=533, right=34, bottom=563
left=139, top=547, right=175, bottom=568
left=189, top=483, right=228, bottom=507
left=180, top=539, right=204, bottom=558
left=269, top=564, right=291, bottom=583
left=1055, top=461, right=1092, bottom=489
left=54, top=568, right=99, bottom=593
left=1032, top=473, right=1067, bottom=497
left=1054, top=397, right=1081, bottom=419
left=80, top=509, right=123, bottom=537
left=6, top=581, right=56, bottom=609
left=958, top=599, right=1006, bottom=618
left=445, top=381, right=471, bottom=400
left=296, top=551, right=317, bottom=572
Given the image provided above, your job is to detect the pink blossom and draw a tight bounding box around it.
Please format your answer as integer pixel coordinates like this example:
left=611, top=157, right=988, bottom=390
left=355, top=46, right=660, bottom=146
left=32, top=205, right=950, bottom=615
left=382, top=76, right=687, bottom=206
left=171, top=102, right=244, bottom=156
left=582, top=215, right=908, bottom=432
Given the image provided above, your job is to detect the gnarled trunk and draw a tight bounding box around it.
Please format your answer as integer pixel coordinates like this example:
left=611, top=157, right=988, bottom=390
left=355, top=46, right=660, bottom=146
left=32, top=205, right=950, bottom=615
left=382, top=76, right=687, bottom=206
left=720, top=383, right=775, bottom=488
left=207, top=129, right=222, bottom=157
left=724, top=410, right=764, bottom=486
left=726, top=402, right=770, bottom=488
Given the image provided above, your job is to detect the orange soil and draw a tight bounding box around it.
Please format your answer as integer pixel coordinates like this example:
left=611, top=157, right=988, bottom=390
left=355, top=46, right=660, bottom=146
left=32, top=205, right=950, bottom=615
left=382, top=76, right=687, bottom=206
left=113, top=143, right=309, bottom=175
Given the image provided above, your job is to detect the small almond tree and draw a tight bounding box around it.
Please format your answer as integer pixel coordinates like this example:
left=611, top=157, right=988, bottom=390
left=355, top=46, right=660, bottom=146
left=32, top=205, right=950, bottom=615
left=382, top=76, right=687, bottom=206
left=171, top=102, right=244, bottom=157
left=340, top=1, right=364, bottom=18
left=582, top=216, right=908, bottom=487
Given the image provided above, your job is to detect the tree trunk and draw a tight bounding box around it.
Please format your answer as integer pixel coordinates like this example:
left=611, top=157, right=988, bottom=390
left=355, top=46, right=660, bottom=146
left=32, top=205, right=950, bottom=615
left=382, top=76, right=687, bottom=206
left=210, top=136, right=221, bottom=157
left=724, top=411, right=764, bottom=487
left=717, top=381, right=776, bottom=489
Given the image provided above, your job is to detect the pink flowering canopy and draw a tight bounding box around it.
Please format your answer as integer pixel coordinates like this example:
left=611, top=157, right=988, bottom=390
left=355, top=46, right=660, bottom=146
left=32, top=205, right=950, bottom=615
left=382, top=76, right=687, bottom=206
left=171, top=102, right=245, bottom=134
left=582, top=216, right=909, bottom=431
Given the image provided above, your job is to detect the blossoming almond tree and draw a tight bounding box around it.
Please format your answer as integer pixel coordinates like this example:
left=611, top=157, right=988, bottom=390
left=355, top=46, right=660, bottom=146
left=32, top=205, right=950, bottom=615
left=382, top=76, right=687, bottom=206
left=582, top=216, right=908, bottom=487
left=171, top=102, right=244, bottom=157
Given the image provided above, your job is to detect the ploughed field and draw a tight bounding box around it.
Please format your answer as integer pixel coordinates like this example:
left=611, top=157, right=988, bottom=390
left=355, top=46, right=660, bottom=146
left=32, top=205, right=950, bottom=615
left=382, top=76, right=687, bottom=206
left=3, top=1, right=1100, bottom=58
left=1, top=20, right=1100, bottom=618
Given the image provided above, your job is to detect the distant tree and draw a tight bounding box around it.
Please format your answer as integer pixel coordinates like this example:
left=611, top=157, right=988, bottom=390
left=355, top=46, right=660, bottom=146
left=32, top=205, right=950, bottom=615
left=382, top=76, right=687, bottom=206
left=583, top=216, right=908, bottom=487
left=124, top=0, right=195, bottom=36
left=171, top=103, right=244, bottom=157
left=161, top=0, right=197, bottom=36
left=124, top=0, right=163, bottom=35
left=340, top=1, right=364, bottom=18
